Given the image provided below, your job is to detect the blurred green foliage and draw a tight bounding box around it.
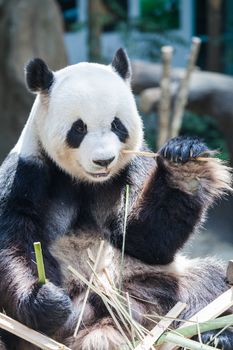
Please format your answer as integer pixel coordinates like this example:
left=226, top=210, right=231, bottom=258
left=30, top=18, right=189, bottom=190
left=181, top=112, right=228, bottom=160
left=116, top=0, right=186, bottom=61
left=139, top=0, right=179, bottom=32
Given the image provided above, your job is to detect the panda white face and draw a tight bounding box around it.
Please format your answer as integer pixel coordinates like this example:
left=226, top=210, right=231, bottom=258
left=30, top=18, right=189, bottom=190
left=24, top=49, right=143, bottom=183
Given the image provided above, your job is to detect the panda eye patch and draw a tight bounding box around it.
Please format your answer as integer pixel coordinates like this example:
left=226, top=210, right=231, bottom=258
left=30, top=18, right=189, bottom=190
left=111, top=117, right=129, bottom=143
left=74, top=119, right=87, bottom=134
left=66, top=119, right=87, bottom=148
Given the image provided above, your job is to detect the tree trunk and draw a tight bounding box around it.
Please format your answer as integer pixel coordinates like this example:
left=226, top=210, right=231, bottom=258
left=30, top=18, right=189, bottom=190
left=206, top=0, right=222, bottom=72
left=0, top=0, right=67, bottom=162
left=88, top=0, right=102, bottom=62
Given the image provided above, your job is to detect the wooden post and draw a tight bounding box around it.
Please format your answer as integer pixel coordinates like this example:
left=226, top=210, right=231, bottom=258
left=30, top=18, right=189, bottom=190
left=88, top=0, right=102, bottom=62
left=157, top=46, right=173, bottom=148
left=207, top=0, right=222, bottom=72
left=170, top=37, right=201, bottom=138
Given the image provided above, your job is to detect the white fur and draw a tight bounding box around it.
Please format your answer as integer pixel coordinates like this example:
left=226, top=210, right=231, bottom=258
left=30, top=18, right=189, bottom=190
left=11, top=96, right=46, bottom=157
left=13, top=61, right=143, bottom=183
left=81, top=326, right=125, bottom=350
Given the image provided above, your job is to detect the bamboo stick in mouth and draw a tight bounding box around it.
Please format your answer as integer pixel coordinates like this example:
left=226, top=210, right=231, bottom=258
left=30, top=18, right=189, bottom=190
left=122, top=149, right=209, bottom=161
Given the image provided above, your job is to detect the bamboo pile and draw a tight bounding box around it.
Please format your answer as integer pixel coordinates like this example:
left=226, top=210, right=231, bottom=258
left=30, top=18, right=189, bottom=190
left=0, top=257, right=232, bottom=350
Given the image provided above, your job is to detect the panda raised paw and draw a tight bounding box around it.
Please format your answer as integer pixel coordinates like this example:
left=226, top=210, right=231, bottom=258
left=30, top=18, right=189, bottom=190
left=159, top=136, right=210, bottom=163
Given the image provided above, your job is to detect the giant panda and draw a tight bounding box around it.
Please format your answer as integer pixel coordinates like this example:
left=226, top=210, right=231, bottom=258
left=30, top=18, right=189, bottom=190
left=0, top=48, right=232, bottom=350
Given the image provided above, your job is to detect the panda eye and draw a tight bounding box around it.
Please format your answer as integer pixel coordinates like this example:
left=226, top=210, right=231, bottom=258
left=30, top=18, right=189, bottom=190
left=111, top=117, right=129, bottom=143
left=66, top=119, right=87, bottom=148
left=74, top=119, right=87, bottom=134
left=111, top=120, right=120, bottom=132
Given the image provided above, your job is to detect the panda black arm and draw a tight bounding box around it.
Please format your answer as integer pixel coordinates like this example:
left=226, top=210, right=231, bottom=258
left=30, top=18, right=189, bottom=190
left=0, top=153, right=72, bottom=334
left=113, top=137, right=231, bottom=265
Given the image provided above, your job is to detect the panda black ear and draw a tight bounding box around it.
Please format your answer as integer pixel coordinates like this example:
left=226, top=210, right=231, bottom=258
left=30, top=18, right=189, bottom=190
left=25, top=58, right=54, bottom=93
left=111, top=48, right=132, bottom=82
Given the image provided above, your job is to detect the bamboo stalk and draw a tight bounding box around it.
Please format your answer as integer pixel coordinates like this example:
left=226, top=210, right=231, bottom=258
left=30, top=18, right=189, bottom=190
left=122, top=149, right=209, bottom=162
left=158, top=332, right=220, bottom=350
left=119, top=184, right=130, bottom=290
left=33, top=242, right=46, bottom=285
left=68, top=264, right=232, bottom=350
left=126, top=292, right=136, bottom=347
left=70, top=259, right=150, bottom=343
left=100, top=295, right=134, bottom=349
left=0, top=313, right=70, bottom=350
left=68, top=265, right=134, bottom=349
left=170, top=37, right=201, bottom=138
left=159, top=287, right=233, bottom=350
left=157, top=314, right=233, bottom=346
left=73, top=240, right=105, bottom=337
left=181, top=287, right=233, bottom=326
left=87, top=262, right=147, bottom=341
left=158, top=46, right=173, bottom=149
left=86, top=262, right=133, bottom=338
left=227, top=260, right=233, bottom=285
left=134, top=302, right=186, bottom=350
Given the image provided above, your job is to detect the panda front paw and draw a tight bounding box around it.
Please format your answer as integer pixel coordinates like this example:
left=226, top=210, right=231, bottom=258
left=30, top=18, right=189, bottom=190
left=159, top=136, right=209, bottom=163
left=19, top=282, right=72, bottom=335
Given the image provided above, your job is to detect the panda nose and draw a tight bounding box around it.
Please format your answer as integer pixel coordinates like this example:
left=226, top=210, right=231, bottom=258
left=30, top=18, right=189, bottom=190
left=93, top=157, right=115, bottom=167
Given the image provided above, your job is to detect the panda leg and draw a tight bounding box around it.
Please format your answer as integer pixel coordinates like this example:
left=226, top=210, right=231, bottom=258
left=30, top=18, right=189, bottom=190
left=122, top=256, right=233, bottom=348
left=177, top=256, right=233, bottom=349
left=64, top=317, right=126, bottom=350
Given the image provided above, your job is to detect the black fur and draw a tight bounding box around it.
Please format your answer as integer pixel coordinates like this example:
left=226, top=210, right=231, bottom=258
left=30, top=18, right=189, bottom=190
left=111, top=48, right=131, bottom=80
left=111, top=155, right=202, bottom=265
left=111, top=117, right=129, bottom=143
left=0, top=154, right=73, bottom=337
left=66, top=119, right=87, bottom=148
left=25, top=58, right=54, bottom=93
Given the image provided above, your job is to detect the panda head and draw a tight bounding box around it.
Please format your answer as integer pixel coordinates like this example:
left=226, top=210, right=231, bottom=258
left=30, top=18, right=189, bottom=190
left=25, top=49, right=143, bottom=183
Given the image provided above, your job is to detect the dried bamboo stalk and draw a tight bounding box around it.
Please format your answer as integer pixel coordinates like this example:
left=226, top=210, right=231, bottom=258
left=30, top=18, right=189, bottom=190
left=179, top=287, right=233, bottom=326
left=119, top=184, right=130, bottom=290
left=157, top=314, right=233, bottom=346
left=227, top=260, right=233, bottom=285
left=0, top=313, right=71, bottom=350
left=73, top=240, right=105, bottom=337
left=68, top=265, right=134, bottom=349
left=134, top=302, right=186, bottom=350
left=126, top=292, right=136, bottom=347
left=170, top=37, right=201, bottom=138
left=157, top=46, right=173, bottom=149
left=122, top=149, right=208, bottom=161
left=159, top=287, right=233, bottom=350
left=157, top=332, right=221, bottom=350
left=87, top=263, right=147, bottom=342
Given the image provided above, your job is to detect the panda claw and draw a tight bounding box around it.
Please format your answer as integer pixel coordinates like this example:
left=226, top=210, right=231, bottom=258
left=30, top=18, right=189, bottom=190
left=159, top=136, right=209, bottom=164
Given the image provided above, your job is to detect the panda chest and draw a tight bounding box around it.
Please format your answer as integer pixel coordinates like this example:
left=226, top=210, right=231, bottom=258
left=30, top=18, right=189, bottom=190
left=50, top=231, right=118, bottom=288
left=49, top=187, right=123, bottom=290
left=80, top=184, right=123, bottom=230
